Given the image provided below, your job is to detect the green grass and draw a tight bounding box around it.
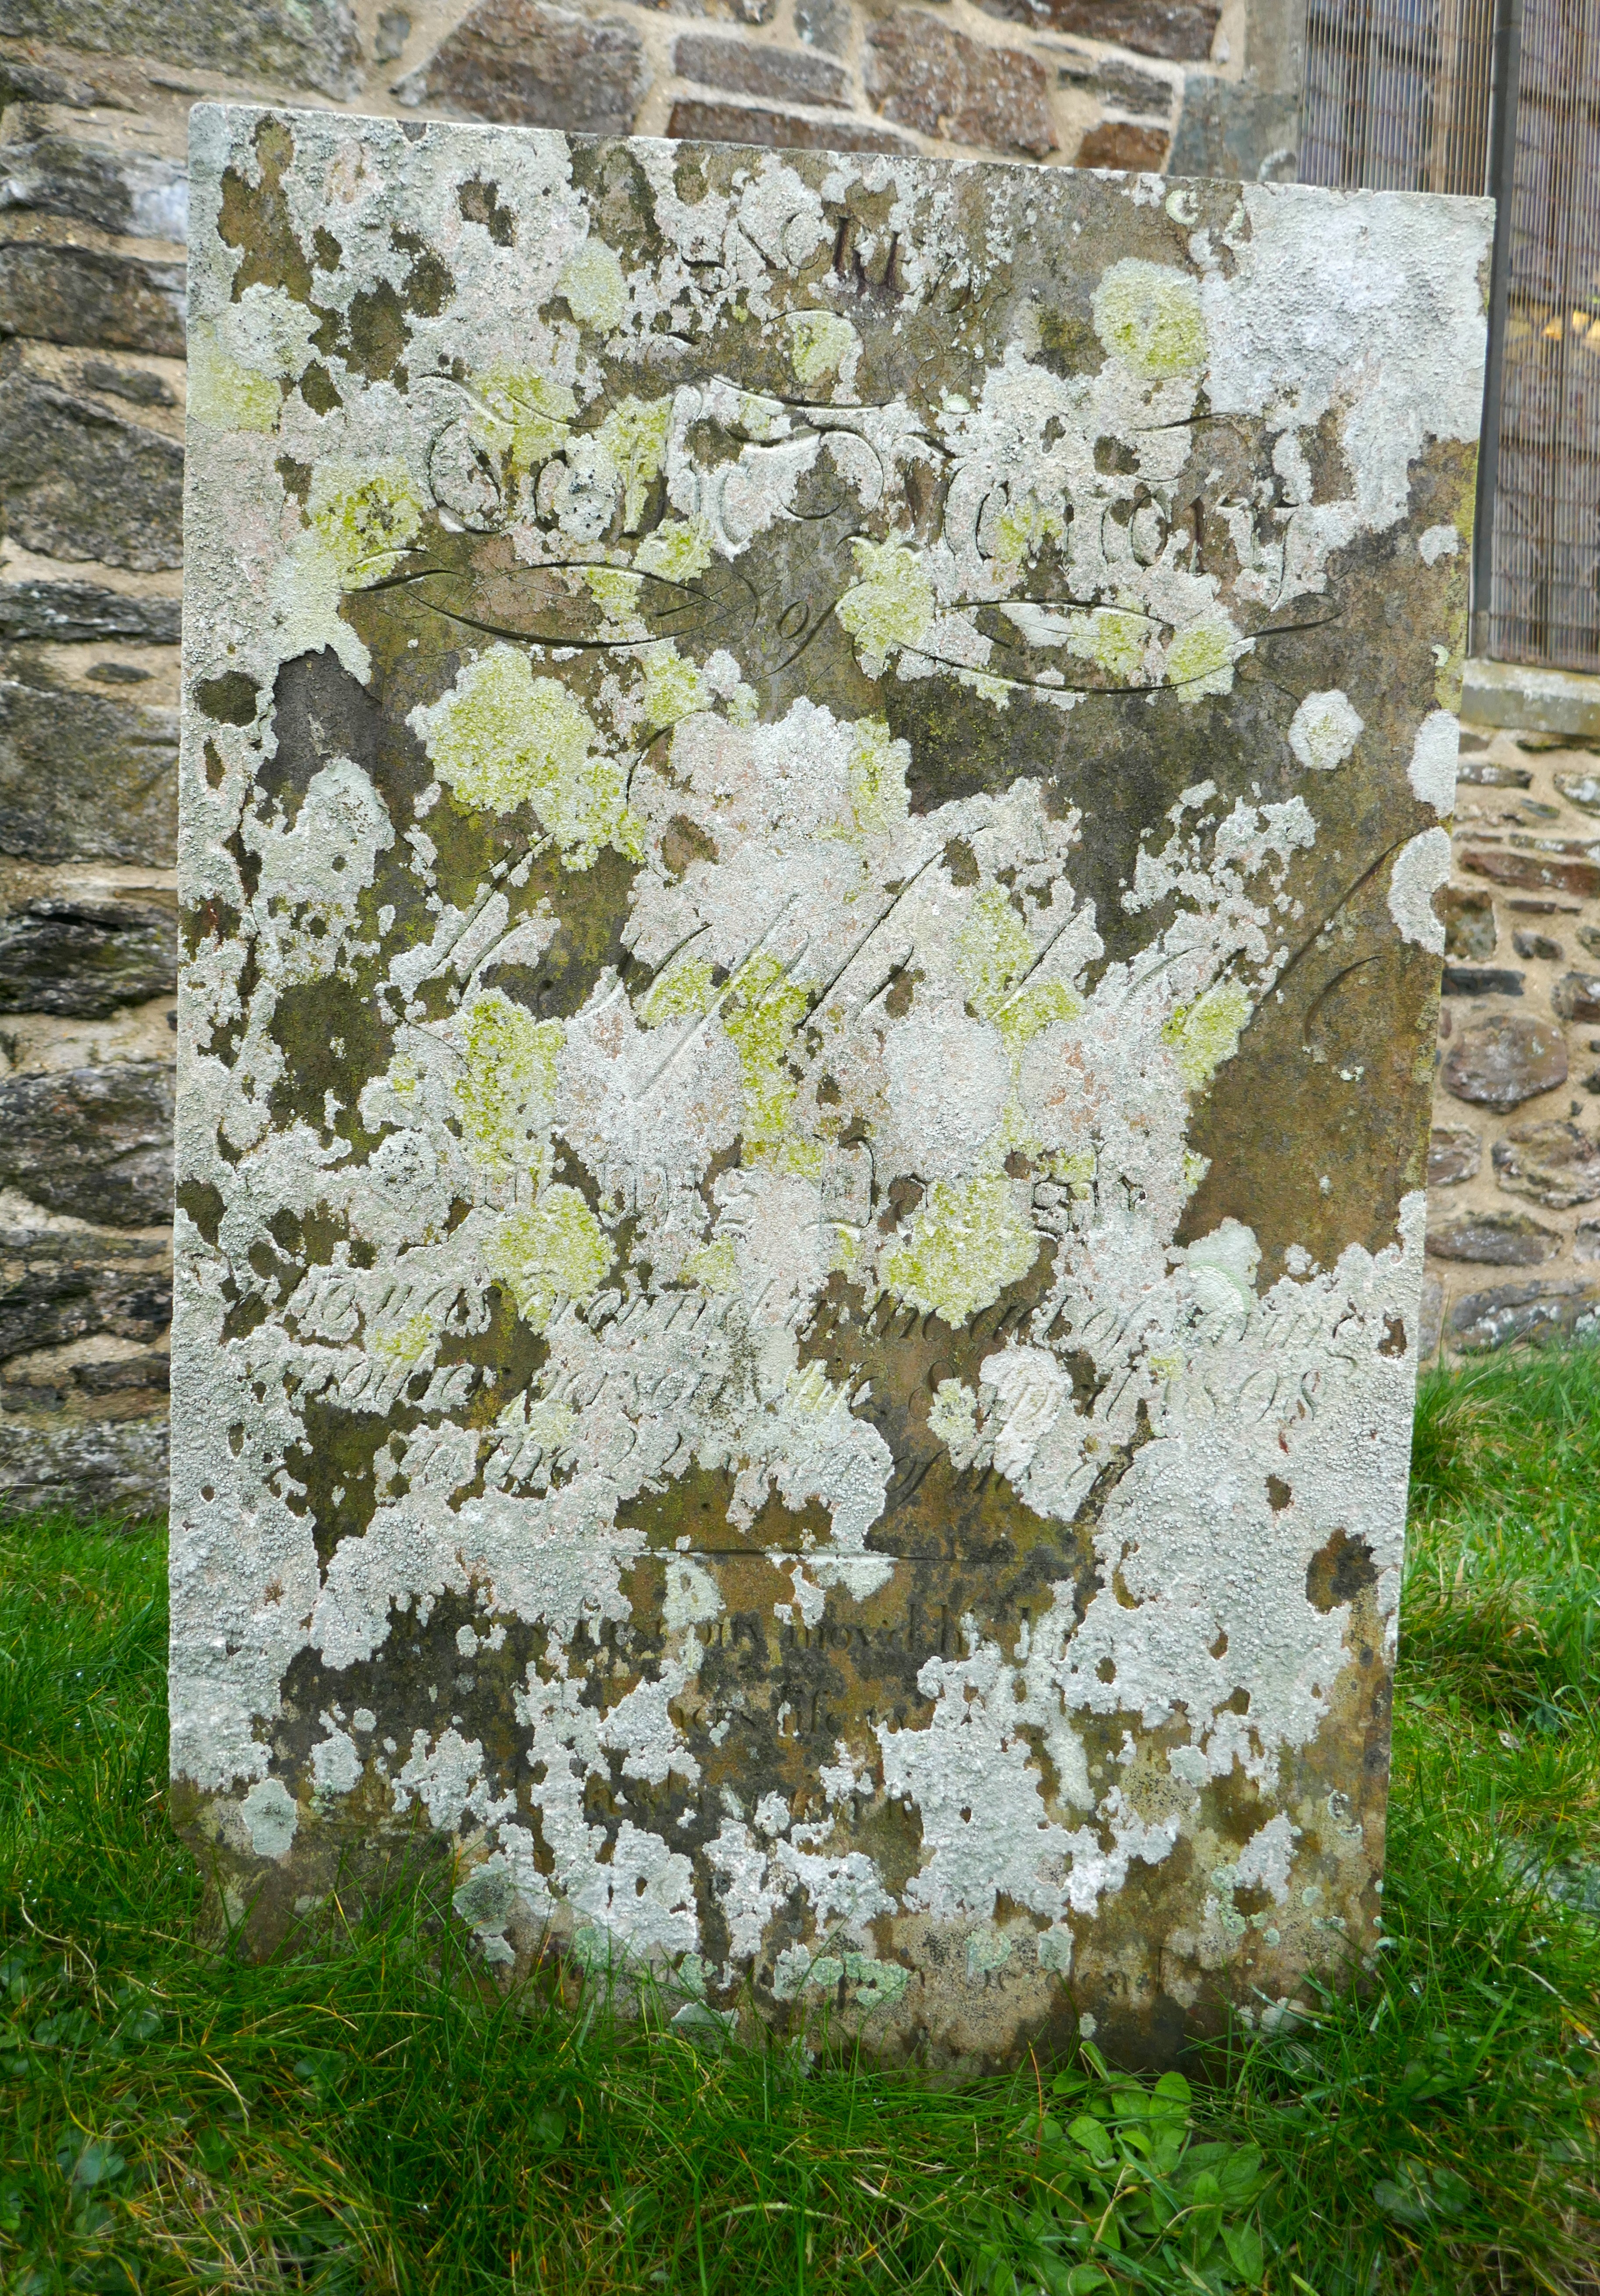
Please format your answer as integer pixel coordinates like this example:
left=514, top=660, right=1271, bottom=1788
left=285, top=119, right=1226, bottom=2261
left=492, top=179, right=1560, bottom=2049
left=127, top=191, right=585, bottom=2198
left=2, top=1350, right=1598, bottom=2294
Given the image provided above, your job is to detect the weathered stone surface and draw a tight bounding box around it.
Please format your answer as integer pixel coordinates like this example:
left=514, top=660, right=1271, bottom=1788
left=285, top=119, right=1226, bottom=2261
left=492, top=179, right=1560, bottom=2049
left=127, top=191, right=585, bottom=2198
left=1456, top=756, right=1530, bottom=788
left=79, top=362, right=178, bottom=411
left=375, top=7, right=412, bottom=62
left=1512, top=927, right=1563, bottom=961
left=396, top=2, right=650, bottom=133
left=1425, top=1209, right=1561, bottom=1265
left=1440, top=884, right=1494, bottom=958
left=1441, top=1012, right=1568, bottom=1110
left=1419, top=1270, right=1444, bottom=1358
left=0, top=582, right=181, bottom=646
left=174, top=109, right=1488, bottom=2066
left=0, top=1409, right=168, bottom=1517
left=0, top=671, right=177, bottom=864
left=674, top=31, right=847, bottom=105
left=1577, top=1220, right=1600, bottom=1261
left=0, top=0, right=357, bottom=98
left=1553, top=970, right=1600, bottom=1023
left=1491, top=1118, right=1600, bottom=1209
left=1428, top=1126, right=1480, bottom=1185
left=0, top=244, right=186, bottom=357
left=794, top=0, right=850, bottom=51
left=1579, top=924, right=1600, bottom=958
left=974, top=0, right=1219, bottom=63
left=1054, top=49, right=1173, bottom=114
left=1555, top=770, right=1600, bottom=816
left=1449, top=1278, right=1600, bottom=1353
left=0, top=897, right=178, bottom=1016
left=0, top=1062, right=173, bottom=1226
left=0, top=1225, right=171, bottom=1362
left=0, top=376, right=184, bottom=573
left=0, top=135, right=188, bottom=240
left=1167, top=74, right=1297, bottom=180
left=1464, top=846, right=1600, bottom=901
left=666, top=97, right=914, bottom=149
left=1442, top=964, right=1521, bottom=996
left=865, top=12, right=1057, bottom=154
left=1075, top=120, right=1169, bottom=169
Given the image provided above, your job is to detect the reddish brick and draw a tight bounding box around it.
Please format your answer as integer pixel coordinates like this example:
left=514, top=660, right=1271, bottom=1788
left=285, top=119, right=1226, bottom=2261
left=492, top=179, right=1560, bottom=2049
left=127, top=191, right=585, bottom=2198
left=666, top=97, right=915, bottom=151
left=865, top=10, right=1057, bottom=157
left=672, top=32, right=847, bottom=106
left=1075, top=118, right=1169, bottom=169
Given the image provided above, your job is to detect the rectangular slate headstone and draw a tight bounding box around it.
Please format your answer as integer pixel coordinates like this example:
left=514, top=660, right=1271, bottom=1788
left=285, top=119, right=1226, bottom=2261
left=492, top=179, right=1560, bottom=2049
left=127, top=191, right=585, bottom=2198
left=174, top=106, right=1489, bottom=2067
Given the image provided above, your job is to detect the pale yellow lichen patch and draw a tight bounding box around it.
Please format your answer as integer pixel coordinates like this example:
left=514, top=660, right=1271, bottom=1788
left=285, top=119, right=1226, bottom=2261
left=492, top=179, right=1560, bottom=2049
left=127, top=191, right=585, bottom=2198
left=187, top=322, right=282, bottom=433
left=882, top=1175, right=1041, bottom=1327
left=453, top=992, right=563, bottom=1179
left=597, top=398, right=671, bottom=530
left=634, top=518, right=714, bottom=584
left=307, top=460, right=424, bottom=589
left=1050, top=1146, right=1097, bottom=1196
left=557, top=239, right=628, bottom=334
left=835, top=540, right=935, bottom=677
left=1092, top=258, right=1207, bottom=381
left=1166, top=619, right=1240, bottom=701
left=928, top=1375, right=982, bottom=1466
left=991, top=491, right=1065, bottom=580
left=837, top=718, right=910, bottom=842
left=1163, top=979, right=1252, bottom=1089
left=682, top=1235, right=739, bottom=1294
left=584, top=567, right=644, bottom=619
left=371, top=1312, right=433, bottom=1365
left=996, top=978, right=1083, bottom=1053
left=956, top=883, right=1036, bottom=1020
left=785, top=308, right=857, bottom=388
left=724, top=953, right=809, bottom=1155
left=638, top=641, right=709, bottom=732
left=486, top=1187, right=613, bottom=1329
left=1067, top=607, right=1150, bottom=685
left=472, top=362, right=577, bottom=473
left=410, top=646, right=643, bottom=868
left=639, top=951, right=716, bottom=1028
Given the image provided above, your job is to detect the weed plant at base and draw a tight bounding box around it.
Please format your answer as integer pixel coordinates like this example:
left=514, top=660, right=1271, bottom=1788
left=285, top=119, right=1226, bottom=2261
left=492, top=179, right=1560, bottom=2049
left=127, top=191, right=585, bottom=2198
left=1, top=1351, right=1597, bottom=2294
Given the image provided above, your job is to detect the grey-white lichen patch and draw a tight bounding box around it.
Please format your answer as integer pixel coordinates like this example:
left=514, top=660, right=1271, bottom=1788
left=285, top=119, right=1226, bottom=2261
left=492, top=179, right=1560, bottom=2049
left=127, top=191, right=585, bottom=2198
left=173, top=107, right=1489, bottom=2067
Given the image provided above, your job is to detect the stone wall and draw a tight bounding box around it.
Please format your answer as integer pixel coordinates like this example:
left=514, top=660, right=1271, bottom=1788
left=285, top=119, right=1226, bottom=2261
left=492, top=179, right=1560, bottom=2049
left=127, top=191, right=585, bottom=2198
left=1425, top=715, right=1600, bottom=1360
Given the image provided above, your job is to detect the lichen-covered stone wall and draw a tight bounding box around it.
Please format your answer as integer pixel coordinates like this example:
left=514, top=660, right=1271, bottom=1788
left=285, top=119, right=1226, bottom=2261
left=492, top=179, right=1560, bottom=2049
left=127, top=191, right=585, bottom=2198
left=1423, top=719, right=1600, bottom=1358
left=0, top=0, right=1307, bottom=1520
left=171, top=103, right=1486, bottom=2064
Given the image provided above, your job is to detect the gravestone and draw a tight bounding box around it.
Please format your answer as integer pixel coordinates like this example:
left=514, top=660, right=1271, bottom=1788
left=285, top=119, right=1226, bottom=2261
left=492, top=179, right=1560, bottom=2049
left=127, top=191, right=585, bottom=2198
left=173, top=105, right=1489, bottom=2067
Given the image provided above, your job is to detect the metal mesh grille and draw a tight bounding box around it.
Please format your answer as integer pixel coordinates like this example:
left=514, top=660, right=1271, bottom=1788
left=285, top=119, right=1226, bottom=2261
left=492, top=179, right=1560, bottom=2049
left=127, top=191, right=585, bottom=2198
left=1487, top=1, right=1600, bottom=671
left=1300, top=0, right=1495, bottom=196
left=1301, top=0, right=1600, bottom=674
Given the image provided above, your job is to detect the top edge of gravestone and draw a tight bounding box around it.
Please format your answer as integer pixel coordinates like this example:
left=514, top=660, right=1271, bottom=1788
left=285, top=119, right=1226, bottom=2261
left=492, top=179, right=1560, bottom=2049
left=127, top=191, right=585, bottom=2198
left=183, top=101, right=1497, bottom=224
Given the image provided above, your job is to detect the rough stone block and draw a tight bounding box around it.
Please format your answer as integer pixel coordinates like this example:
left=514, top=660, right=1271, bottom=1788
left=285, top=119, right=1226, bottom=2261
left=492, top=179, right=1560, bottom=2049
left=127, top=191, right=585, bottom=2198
left=1425, top=1209, right=1560, bottom=1265
left=973, top=0, right=1219, bottom=64
left=0, top=1408, right=168, bottom=1516
left=1440, top=883, right=1494, bottom=957
left=0, top=1, right=357, bottom=99
left=1167, top=75, right=1298, bottom=181
left=0, top=244, right=187, bottom=358
left=665, top=97, right=915, bottom=150
left=0, top=582, right=181, bottom=647
left=1464, top=845, right=1600, bottom=901
left=0, top=133, right=189, bottom=240
left=0, top=1225, right=172, bottom=1362
left=0, top=375, right=184, bottom=573
left=1427, top=1126, right=1480, bottom=1185
left=1491, top=1118, right=1600, bottom=1208
left=1556, top=770, right=1600, bottom=816
left=673, top=32, right=848, bottom=106
left=1512, top=928, right=1562, bottom=961
left=1054, top=50, right=1174, bottom=115
left=1553, top=969, right=1600, bottom=1023
left=396, top=2, right=650, bottom=134
left=0, top=896, right=178, bottom=1017
left=1075, top=121, right=1170, bottom=171
left=0, top=1062, right=174, bottom=1227
left=1441, top=964, right=1521, bottom=996
left=1440, top=1012, right=1568, bottom=1110
left=865, top=12, right=1057, bottom=155
left=794, top=0, right=850, bottom=52
left=0, top=670, right=178, bottom=864
left=1449, top=1278, right=1600, bottom=1352
left=173, top=109, right=1488, bottom=2066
